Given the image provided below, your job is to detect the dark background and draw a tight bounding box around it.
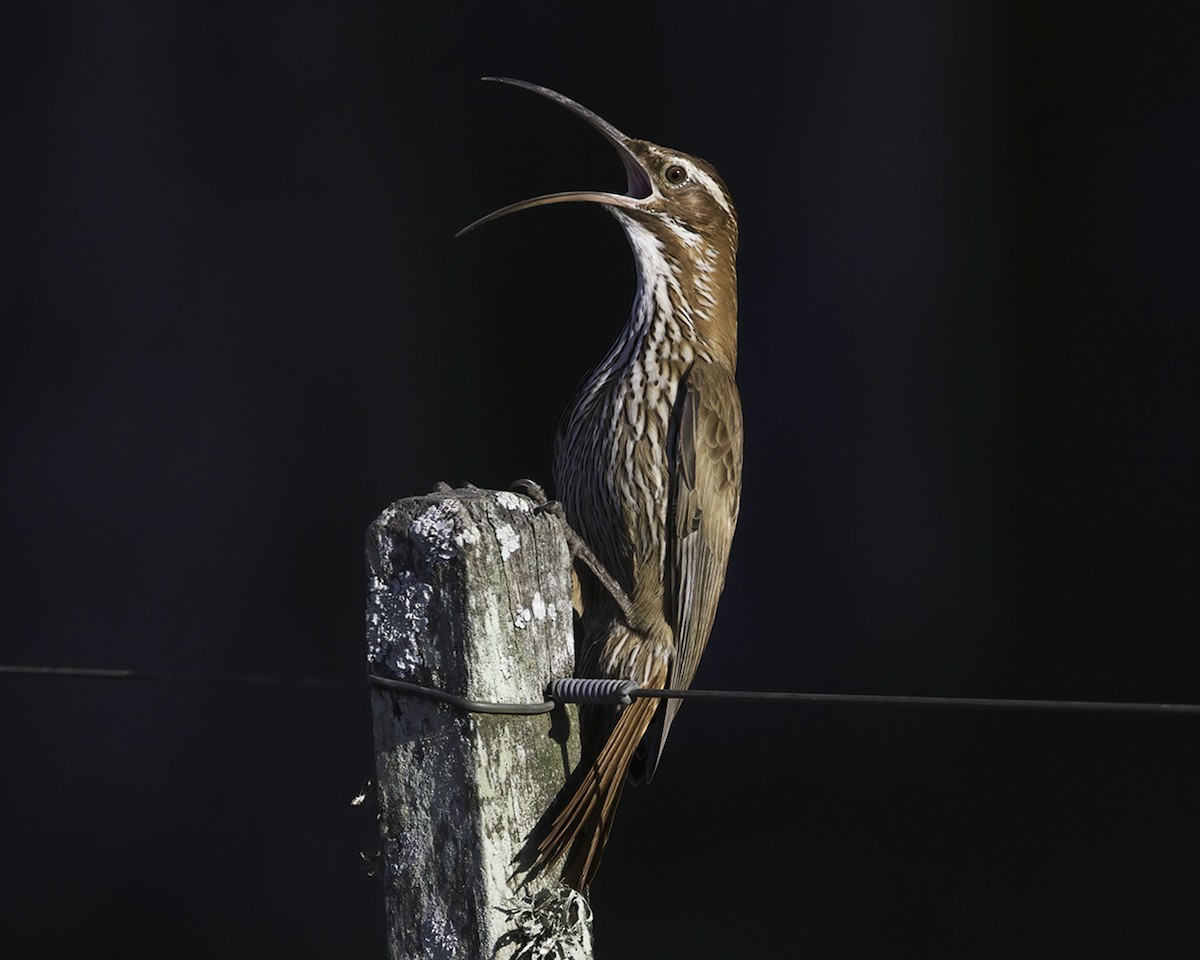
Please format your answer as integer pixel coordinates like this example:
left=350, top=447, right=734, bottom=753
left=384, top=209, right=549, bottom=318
left=3, top=2, right=1198, bottom=957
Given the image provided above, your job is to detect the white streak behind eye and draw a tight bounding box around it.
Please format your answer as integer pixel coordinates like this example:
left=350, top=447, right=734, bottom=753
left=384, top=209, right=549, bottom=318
left=677, top=161, right=733, bottom=217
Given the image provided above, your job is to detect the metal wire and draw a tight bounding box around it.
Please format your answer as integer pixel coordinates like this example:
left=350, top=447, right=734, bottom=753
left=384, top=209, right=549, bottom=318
left=4, top=663, right=1199, bottom=717
left=368, top=675, right=555, bottom=715
left=626, top=687, right=1200, bottom=716
left=546, top=678, right=640, bottom=705
left=0, top=664, right=361, bottom=687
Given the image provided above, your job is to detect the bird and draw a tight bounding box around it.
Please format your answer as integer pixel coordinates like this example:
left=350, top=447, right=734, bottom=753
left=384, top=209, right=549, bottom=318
left=459, top=78, right=742, bottom=891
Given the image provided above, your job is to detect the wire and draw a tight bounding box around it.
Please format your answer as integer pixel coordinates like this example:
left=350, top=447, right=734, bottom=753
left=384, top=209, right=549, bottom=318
left=0, top=664, right=360, bottom=687
left=4, top=663, right=1198, bottom=717
left=547, top=676, right=1200, bottom=716
left=628, top=687, right=1200, bottom=716
left=368, top=675, right=555, bottom=715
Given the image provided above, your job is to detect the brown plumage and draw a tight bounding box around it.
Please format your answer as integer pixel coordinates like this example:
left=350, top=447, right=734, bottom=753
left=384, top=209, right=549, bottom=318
left=460, top=78, right=742, bottom=891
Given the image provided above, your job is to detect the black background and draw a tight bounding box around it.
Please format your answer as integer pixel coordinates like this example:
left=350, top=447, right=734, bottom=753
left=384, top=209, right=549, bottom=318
left=3, top=2, right=1198, bottom=957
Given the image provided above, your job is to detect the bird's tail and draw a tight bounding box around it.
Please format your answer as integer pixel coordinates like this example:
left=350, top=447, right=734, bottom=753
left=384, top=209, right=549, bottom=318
left=536, top=694, right=660, bottom=891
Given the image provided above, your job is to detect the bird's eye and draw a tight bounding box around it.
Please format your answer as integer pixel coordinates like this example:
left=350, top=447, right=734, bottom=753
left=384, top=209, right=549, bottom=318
left=664, top=164, right=687, bottom=185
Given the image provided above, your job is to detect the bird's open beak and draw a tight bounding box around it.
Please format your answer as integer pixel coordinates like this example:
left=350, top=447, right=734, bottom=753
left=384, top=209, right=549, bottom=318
left=456, top=78, right=654, bottom=237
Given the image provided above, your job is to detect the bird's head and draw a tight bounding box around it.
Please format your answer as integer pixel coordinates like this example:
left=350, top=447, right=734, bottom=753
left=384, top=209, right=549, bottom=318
left=457, top=78, right=737, bottom=255
left=459, top=78, right=739, bottom=365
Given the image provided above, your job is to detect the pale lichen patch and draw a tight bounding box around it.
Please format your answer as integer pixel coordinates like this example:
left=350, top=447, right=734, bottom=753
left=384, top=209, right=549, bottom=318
left=454, top=522, right=481, bottom=549
left=411, top=500, right=463, bottom=562
left=495, top=490, right=532, bottom=512
left=366, top=571, right=433, bottom=671
left=495, top=522, right=521, bottom=560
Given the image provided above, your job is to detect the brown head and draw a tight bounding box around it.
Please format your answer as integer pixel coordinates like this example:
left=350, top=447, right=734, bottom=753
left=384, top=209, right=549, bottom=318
left=459, top=78, right=739, bottom=368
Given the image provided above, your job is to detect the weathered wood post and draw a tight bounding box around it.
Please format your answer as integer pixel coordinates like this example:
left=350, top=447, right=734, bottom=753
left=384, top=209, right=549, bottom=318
left=366, top=485, right=591, bottom=959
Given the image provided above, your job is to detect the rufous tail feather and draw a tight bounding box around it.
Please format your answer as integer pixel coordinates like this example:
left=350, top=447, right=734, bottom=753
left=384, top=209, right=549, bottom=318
left=536, top=695, right=661, bottom=890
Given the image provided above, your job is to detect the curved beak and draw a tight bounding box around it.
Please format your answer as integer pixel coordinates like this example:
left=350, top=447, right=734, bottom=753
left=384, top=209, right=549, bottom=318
left=456, top=78, right=654, bottom=237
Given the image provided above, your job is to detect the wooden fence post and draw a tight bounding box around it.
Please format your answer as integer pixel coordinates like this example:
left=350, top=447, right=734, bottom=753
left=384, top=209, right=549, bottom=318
left=366, top=485, right=590, bottom=959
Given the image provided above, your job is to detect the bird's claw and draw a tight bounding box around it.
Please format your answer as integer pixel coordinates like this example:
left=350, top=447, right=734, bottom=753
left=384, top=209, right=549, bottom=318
left=511, top=477, right=548, bottom=503
left=434, top=480, right=482, bottom=494
left=510, top=479, right=567, bottom=518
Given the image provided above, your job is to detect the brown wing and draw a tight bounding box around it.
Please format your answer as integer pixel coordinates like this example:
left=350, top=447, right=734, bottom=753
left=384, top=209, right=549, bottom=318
left=637, top=360, right=743, bottom=780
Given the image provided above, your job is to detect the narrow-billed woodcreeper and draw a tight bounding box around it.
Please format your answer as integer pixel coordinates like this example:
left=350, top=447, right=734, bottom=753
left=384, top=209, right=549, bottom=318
left=461, top=78, right=742, bottom=890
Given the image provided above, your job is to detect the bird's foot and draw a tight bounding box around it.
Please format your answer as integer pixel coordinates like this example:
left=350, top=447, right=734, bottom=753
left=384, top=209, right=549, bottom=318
left=510, top=479, right=636, bottom=625
left=511, top=478, right=551, bottom=507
